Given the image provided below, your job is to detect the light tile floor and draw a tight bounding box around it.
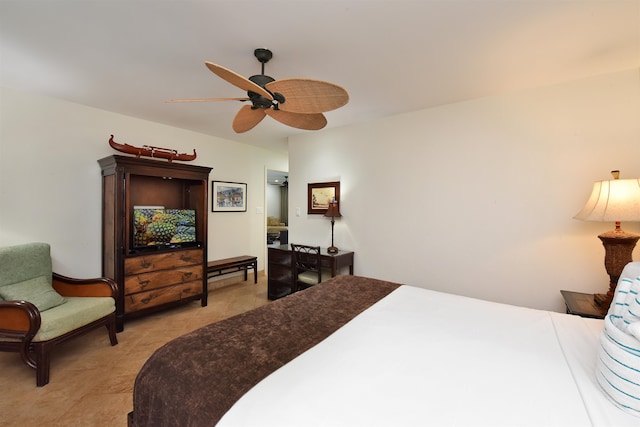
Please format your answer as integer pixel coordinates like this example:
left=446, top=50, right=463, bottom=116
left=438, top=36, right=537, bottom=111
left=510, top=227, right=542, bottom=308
left=0, top=277, right=269, bottom=427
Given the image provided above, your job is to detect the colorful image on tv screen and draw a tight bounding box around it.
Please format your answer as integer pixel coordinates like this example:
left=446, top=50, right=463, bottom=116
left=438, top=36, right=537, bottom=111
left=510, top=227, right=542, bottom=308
left=133, top=207, right=196, bottom=247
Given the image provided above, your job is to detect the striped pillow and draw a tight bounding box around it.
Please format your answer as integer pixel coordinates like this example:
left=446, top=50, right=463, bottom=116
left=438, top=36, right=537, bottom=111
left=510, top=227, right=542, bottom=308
left=596, top=266, right=640, bottom=417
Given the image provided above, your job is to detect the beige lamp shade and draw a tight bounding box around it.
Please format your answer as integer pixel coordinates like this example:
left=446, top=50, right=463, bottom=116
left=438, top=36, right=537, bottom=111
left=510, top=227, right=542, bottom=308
left=574, top=178, right=640, bottom=222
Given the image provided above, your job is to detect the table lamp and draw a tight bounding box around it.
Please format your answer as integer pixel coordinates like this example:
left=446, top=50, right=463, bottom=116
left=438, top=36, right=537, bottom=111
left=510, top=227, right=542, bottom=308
left=324, top=199, right=342, bottom=254
left=574, top=171, right=640, bottom=307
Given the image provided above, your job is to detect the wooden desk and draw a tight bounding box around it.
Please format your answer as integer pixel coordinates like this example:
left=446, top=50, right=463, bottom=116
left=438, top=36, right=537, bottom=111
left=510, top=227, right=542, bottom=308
left=268, top=244, right=354, bottom=300
left=560, top=290, right=607, bottom=319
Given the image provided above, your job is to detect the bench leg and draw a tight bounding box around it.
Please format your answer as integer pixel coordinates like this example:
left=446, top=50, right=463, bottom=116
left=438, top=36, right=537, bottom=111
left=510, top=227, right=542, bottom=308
left=253, top=261, right=258, bottom=283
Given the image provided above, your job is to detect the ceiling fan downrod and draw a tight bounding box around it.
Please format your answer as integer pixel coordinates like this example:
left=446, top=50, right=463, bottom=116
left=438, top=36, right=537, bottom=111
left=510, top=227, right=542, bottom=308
left=254, top=48, right=273, bottom=75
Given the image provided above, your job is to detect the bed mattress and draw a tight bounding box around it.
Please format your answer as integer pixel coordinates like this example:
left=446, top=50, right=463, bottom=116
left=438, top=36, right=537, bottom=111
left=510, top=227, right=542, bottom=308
left=130, top=275, right=639, bottom=426
left=218, top=285, right=637, bottom=426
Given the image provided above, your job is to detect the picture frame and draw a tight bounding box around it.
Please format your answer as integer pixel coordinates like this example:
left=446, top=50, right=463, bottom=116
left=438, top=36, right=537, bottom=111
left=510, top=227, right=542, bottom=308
left=307, top=181, right=340, bottom=214
left=212, top=181, right=247, bottom=212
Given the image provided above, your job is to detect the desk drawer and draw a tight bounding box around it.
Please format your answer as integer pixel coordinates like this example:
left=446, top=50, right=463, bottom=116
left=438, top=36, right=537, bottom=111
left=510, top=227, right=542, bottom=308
left=268, top=263, right=292, bottom=283
left=268, top=248, right=291, bottom=266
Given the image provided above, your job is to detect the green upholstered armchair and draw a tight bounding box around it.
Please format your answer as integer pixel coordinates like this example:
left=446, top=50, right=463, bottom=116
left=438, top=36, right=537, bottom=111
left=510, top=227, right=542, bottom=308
left=0, top=242, right=118, bottom=386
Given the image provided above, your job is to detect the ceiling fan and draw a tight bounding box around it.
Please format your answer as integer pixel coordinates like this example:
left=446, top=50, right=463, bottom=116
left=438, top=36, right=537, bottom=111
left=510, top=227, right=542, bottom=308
left=167, top=49, right=349, bottom=133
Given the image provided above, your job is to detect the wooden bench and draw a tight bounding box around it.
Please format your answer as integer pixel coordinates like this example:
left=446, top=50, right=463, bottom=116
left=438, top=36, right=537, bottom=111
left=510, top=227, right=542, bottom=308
left=207, top=256, right=258, bottom=284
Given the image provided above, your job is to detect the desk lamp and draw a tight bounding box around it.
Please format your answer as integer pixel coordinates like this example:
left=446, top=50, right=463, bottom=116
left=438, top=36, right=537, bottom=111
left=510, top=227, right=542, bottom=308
left=324, top=199, right=342, bottom=254
left=574, top=171, right=640, bottom=307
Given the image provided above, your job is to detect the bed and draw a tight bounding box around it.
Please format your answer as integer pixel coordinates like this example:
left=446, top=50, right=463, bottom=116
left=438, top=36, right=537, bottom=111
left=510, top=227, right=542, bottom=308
left=128, top=270, right=640, bottom=426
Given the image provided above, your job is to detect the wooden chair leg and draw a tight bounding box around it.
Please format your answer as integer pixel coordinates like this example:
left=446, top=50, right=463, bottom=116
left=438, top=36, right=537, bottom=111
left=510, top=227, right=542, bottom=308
left=25, top=314, right=117, bottom=387
left=106, top=316, right=118, bottom=346
left=34, top=342, right=51, bottom=387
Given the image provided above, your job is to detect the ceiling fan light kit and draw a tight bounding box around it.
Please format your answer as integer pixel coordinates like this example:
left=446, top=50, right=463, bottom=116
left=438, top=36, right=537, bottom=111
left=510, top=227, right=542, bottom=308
left=168, top=48, right=349, bottom=133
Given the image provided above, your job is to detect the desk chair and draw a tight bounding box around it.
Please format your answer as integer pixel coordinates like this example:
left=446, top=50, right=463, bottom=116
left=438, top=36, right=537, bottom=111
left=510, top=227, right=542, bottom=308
left=290, top=244, right=329, bottom=292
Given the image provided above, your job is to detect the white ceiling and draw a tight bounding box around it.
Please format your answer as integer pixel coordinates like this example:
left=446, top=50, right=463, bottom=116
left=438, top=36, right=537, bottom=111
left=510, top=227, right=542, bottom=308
left=267, top=169, right=288, bottom=186
left=1, top=1, right=638, bottom=153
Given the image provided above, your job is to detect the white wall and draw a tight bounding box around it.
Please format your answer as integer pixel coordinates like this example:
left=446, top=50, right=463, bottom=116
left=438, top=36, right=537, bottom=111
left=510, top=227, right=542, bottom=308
left=266, top=184, right=282, bottom=219
left=0, top=86, right=287, bottom=277
left=287, top=68, right=640, bottom=312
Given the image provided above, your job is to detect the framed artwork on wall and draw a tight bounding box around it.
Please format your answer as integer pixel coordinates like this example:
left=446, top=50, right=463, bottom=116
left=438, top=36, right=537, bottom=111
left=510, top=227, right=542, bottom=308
left=212, top=181, right=247, bottom=212
left=307, top=181, right=340, bottom=214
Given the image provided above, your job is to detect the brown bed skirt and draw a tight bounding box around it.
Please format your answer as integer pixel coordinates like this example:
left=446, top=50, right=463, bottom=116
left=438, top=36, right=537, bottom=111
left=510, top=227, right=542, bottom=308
left=128, top=275, right=401, bottom=427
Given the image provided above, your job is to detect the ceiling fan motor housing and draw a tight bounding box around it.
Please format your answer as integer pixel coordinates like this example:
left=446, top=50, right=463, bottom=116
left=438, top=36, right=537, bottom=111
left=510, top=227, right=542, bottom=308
left=248, top=74, right=285, bottom=109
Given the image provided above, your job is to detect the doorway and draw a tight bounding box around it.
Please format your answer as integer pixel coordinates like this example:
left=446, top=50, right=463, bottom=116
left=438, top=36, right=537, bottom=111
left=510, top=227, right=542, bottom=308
left=266, top=169, right=288, bottom=245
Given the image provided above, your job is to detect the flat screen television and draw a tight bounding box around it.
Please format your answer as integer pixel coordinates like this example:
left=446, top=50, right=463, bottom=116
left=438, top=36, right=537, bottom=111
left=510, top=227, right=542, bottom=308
left=131, top=206, right=199, bottom=252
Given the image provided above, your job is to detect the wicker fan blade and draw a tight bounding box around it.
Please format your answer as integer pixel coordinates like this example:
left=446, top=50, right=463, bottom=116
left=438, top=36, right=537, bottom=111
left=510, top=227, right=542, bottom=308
left=165, top=97, right=249, bottom=103
left=205, top=62, right=273, bottom=100
left=265, top=109, right=327, bottom=131
left=233, top=105, right=266, bottom=133
left=265, top=79, right=349, bottom=114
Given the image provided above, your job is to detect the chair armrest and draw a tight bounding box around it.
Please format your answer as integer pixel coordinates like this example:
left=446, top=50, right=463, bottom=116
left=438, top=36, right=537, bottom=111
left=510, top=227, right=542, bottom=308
left=0, top=300, right=41, bottom=336
left=0, top=301, right=41, bottom=368
left=52, top=273, right=118, bottom=299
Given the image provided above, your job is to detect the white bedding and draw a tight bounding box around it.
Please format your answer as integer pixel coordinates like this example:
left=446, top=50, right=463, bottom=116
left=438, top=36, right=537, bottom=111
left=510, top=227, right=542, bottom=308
left=218, top=285, right=638, bottom=426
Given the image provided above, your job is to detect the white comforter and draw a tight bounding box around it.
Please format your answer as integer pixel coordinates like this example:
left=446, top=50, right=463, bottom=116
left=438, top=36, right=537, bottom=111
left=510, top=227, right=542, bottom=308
left=218, top=285, right=638, bottom=426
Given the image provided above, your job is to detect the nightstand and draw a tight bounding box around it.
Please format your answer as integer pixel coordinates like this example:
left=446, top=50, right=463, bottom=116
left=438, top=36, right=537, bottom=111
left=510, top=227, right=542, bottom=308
left=560, top=290, right=608, bottom=319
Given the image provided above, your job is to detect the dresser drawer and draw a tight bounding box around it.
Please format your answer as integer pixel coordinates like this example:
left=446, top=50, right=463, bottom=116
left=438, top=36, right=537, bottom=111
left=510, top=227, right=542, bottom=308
left=124, top=280, right=202, bottom=313
left=125, top=265, right=203, bottom=294
left=125, top=249, right=203, bottom=275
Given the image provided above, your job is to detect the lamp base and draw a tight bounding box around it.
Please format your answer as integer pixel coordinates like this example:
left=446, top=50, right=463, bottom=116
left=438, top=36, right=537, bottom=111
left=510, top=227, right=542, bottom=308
left=594, top=228, right=640, bottom=309
left=327, top=246, right=339, bottom=254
